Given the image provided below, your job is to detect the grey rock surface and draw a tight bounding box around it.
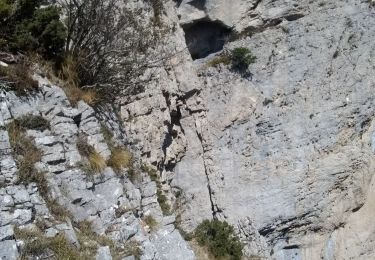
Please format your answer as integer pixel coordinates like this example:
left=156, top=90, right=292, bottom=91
left=0, top=240, right=19, bottom=260
left=96, top=246, right=112, bottom=260
left=120, top=0, right=375, bottom=259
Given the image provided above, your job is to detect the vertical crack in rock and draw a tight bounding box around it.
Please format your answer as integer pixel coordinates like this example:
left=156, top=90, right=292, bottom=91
left=196, top=127, right=216, bottom=218
left=161, top=91, right=185, bottom=172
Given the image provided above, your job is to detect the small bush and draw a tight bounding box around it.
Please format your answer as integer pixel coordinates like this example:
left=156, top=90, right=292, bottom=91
left=0, top=63, right=39, bottom=95
left=230, top=47, right=256, bottom=72
left=206, top=47, right=256, bottom=77
left=194, top=219, right=243, bottom=260
left=107, top=147, right=133, bottom=174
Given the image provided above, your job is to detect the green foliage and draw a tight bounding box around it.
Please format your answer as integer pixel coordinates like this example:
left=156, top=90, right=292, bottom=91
left=0, top=0, right=11, bottom=18
left=230, top=47, right=256, bottom=72
left=194, top=219, right=243, bottom=260
left=206, top=47, right=256, bottom=77
left=0, top=0, right=65, bottom=58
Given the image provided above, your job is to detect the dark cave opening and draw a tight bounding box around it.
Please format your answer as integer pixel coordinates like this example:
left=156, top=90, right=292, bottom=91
left=182, top=20, right=232, bottom=60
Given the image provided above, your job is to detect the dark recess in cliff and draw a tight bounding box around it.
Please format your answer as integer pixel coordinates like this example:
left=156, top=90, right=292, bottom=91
left=182, top=20, right=232, bottom=60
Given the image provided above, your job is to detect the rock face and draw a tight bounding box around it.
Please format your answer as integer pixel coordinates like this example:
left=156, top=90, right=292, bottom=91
left=0, top=74, right=195, bottom=259
left=120, top=0, right=375, bottom=259
left=2, top=0, right=375, bottom=259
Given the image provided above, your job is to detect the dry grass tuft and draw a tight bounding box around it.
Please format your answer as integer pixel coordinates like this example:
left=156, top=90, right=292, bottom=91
left=58, top=55, right=98, bottom=106
left=107, top=147, right=133, bottom=174
left=206, top=54, right=231, bottom=68
left=15, top=227, right=83, bottom=260
left=143, top=215, right=158, bottom=231
left=6, top=121, right=47, bottom=191
left=88, top=151, right=106, bottom=173
left=77, top=135, right=106, bottom=174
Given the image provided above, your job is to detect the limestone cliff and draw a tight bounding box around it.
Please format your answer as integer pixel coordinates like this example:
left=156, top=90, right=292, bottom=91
left=1, top=0, right=375, bottom=259
left=121, top=0, right=375, bottom=259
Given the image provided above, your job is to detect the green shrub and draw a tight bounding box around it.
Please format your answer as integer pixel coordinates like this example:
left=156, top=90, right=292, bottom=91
left=206, top=47, right=256, bottom=77
left=0, top=0, right=65, bottom=58
left=0, top=0, right=11, bottom=18
left=230, top=47, right=256, bottom=72
left=194, top=219, right=243, bottom=260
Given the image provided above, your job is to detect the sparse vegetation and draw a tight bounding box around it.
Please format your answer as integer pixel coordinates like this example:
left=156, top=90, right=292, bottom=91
left=143, top=215, right=158, bottom=231
left=58, top=54, right=99, bottom=106
left=124, top=240, right=143, bottom=260
left=194, top=219, right=243, bottom=260
left=101, top=124, right=134, bottom=176
left=0, top=62, right=39, bottom=95
left=15, top=227, right=82, bottom=260
left=142, top=164, right=171, bottom=215
left=45, top=199, right=72, bottom=221
left=77, top=220, right=141, bottom=259
left=107, top=147, right=133, bottom=174
left=207, top=47, right=256, bottom=77
left=6, top=120, right=43, bottom=186
left=206, top=54, right=231, bottom=68
left=76, top=135, right=106, bottom=174
left=14, top=115, right=50, bottom=131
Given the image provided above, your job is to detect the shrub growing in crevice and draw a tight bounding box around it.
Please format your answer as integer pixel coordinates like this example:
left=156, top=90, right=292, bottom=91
left=230, top=47, right=257, bottom=73
left=207, top=47, right=256, bottom=78
left=194, top=219, right=243, bottom=260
